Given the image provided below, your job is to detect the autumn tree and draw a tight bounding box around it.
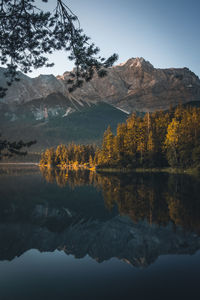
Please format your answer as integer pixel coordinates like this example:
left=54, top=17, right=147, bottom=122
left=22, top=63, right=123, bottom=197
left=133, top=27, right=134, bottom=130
left=100, top=126, right=115, bottom=166
left=164, top=118, right=180, bottom=166
left=55, top=144, right=68, bottom=165
left=164, top=106, right=200, bottom=168
left=40, top=105, right=200, bottom=170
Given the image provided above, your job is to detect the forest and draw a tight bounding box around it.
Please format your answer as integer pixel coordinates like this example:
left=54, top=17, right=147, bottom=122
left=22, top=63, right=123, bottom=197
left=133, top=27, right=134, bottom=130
left=40, top=105, right=200, bottom=170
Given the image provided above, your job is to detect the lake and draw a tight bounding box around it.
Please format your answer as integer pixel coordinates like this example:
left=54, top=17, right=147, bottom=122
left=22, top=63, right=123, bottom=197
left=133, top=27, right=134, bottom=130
left=0, top=166, right=199, bottom=300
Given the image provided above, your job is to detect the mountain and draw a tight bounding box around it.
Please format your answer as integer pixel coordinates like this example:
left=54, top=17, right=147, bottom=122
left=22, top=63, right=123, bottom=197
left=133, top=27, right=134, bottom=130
left=1, top=57, right=200, bottom=112
left=0, top=67, right=67, bottom=104
left=65, top=57, right=200, bottom=112
left=1, top=57, right=200, bottom=152
left=1, top=215, right=200, bottom=267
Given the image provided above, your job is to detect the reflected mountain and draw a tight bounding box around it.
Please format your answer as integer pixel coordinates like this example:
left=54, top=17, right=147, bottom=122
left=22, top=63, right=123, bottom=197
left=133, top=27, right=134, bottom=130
left=0, top=167, right=200, bottom=267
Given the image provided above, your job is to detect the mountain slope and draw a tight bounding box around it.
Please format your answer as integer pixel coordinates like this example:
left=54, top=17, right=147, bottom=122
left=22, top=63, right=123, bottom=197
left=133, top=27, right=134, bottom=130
left=0, top=100, right=128, bottom=151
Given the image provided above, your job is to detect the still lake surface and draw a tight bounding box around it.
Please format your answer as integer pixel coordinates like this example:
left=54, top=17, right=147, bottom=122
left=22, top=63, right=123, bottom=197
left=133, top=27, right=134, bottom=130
left=0, top=166, right=200, bottom=300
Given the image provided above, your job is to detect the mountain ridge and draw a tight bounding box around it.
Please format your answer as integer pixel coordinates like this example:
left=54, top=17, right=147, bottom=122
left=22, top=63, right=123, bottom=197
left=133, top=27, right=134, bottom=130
left=1, top=57, right=200, bottom=112
left=65, top=57, right=200, bottom=112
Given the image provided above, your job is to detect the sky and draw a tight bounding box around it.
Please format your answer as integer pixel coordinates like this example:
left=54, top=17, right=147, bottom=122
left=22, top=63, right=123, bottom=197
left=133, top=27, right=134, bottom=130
left=30, top=0, right=200, bottom=77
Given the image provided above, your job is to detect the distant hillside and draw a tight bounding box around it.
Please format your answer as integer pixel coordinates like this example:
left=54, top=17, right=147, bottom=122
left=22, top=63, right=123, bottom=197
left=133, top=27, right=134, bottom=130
left=0, top=101, right=128, bottom=152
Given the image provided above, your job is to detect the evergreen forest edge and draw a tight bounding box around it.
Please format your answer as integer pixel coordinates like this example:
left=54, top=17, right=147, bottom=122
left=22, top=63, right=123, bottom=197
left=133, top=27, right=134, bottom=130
left=40, top=105, right=200, bottom=172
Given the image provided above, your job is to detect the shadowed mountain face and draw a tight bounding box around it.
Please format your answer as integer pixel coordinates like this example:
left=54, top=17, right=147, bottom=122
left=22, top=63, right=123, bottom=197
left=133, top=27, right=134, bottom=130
left=0, top=100, right=128, bottom=151
left=0, top=168, right=199, bottom=267
left=1, top=216, right=199, bottom=267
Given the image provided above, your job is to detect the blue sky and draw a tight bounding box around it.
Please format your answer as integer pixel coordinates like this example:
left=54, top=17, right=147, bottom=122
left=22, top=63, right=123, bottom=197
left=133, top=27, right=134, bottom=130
left=31, top=0, right=200, bottom=77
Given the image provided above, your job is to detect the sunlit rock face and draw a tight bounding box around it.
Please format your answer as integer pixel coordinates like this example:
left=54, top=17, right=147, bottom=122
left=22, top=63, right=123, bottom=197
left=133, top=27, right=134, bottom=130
left=61, top=57, right=200, bottom=112
left=0, top=67, right=67, bottom=104
left=1, top=57, right=200, bottom=112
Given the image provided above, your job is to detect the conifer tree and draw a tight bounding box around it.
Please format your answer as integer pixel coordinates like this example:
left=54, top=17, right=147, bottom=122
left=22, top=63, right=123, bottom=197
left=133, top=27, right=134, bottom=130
left=101, top=126, right=115, bottom=165
left=164, top=118, right=180, bottom=167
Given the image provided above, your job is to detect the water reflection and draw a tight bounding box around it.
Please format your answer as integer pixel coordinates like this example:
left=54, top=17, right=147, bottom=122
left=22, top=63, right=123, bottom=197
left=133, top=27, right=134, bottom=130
left=40, top=167, right=96, bottom=188
left=0, top=167, right=199, bottom=267
left=40, top=168, right=200, bottom=234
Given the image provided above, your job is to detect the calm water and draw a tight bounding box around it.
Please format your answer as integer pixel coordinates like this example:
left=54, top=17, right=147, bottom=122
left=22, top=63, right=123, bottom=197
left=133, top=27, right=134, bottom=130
left=0, top=166, right=200, bottom=300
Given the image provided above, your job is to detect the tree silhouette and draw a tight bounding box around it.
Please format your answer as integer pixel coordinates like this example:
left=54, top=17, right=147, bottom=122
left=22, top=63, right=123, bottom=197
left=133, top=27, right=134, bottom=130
left=0, top=0, right=118, bottom=95
left=0, top=137, right=36, bottom=160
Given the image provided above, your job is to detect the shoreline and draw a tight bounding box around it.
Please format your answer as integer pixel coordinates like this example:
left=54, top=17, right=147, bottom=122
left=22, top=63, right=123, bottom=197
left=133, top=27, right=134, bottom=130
left=38, top=164, right=200, bottom=176
left=0, top=162, right=39, bottom=166
left=1, top=162, right=199, bottom=177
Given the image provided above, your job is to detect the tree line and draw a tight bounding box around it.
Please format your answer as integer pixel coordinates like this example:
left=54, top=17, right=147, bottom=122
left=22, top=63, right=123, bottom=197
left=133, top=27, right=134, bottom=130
left=40, top=143, right=95, bottom=168
left=40, top=105, right=200, bottom=169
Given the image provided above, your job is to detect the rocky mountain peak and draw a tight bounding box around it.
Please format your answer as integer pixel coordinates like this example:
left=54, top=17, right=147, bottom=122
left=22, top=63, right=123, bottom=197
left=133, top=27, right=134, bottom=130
left=65, top=57, right=200, bottom=112
left=117, top=57, right=154, bottom=71
left=1, top=57, right=200, bottom=112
